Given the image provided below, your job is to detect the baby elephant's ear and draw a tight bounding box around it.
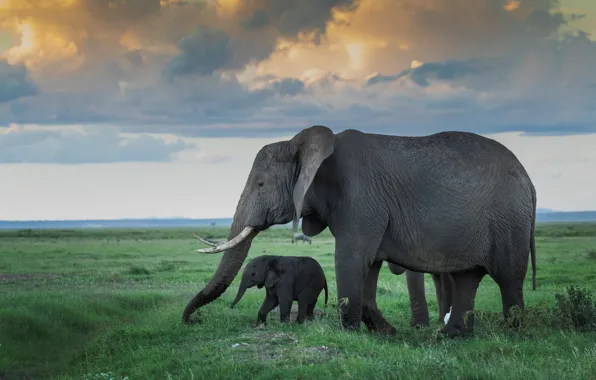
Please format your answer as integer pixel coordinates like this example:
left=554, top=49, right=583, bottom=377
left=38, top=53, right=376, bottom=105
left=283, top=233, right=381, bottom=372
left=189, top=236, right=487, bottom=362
left=264, top=258, right=283, bottom=289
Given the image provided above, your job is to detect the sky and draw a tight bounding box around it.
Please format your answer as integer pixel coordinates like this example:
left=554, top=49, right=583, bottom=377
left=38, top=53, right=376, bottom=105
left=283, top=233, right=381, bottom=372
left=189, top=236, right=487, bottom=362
left=0, top=0, right=595, bottom=220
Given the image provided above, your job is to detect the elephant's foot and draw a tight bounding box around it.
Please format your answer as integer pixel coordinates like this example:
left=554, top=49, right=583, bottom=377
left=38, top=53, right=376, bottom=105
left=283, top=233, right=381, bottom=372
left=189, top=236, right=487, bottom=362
left=438, top=324, right=474, bottom=338
left=362, top=304, right=397, bottom=336
left=340, top=318, right=362, bottom=332
left=411, top=321, right=429, bottom=329
left=338, top=304, right=363, bottom=332
left=411, top=315, right=430, bottom=328
left=253, top=321, right=267, bottom=329
left=375, top=324, right=397, bottom=336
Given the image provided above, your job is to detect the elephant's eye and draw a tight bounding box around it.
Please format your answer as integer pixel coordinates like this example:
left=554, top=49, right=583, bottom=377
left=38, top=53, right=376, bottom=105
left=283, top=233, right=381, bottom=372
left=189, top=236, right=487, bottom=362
left=257, top=181, right=264, bottom=188
left=251, top=272, right=256, bottom=276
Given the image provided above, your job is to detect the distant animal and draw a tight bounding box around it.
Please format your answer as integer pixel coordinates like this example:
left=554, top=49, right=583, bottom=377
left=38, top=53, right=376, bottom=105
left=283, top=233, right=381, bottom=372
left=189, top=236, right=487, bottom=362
left=292, top=233, right=312, bottom=244
left=230, top=255, right=328, bottom=325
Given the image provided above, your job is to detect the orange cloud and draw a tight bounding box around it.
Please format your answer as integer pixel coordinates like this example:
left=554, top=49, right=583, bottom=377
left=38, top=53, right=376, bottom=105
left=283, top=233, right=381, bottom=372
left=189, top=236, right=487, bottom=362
left=504, top=0, right=521, bottom=12
left=3, top=20, right=83, bottom=73
left=0, top=0, right=593, bottom=135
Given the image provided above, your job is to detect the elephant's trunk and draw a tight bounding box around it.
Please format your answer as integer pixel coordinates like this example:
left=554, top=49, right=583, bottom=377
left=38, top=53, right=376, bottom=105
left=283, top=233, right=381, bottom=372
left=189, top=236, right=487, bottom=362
left=182, top=210, right=258, bottom=323
left=230, top=281, right=248, bottom=309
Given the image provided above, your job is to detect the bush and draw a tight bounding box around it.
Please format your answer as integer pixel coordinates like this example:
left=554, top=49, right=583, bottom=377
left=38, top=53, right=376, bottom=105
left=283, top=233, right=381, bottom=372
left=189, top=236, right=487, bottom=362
left=553, top=285, right=596, bottom=331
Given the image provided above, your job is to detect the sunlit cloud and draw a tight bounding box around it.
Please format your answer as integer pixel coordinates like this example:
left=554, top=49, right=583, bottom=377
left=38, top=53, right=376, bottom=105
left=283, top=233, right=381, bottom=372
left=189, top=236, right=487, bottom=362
left=0, top=0, right=593, bottom=136
left=504, top=0, right=521, bottom=12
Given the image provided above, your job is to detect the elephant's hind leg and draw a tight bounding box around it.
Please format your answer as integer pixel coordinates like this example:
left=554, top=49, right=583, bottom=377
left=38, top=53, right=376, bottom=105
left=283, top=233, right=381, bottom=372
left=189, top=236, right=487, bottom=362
left=296, top=290, right=317, bottom=323
left=432, top=273, right=455, bottom=323
left=439, top=267, right=486, bottom=338
left=361, top=260, right=397, bottom=336
left=405, top=270, right=430, bottom=327
left=306, top=301, right=317, bottom=321
left=497, top=279, right=525, bottom=328
left=492, top=242, right=530, bottom=328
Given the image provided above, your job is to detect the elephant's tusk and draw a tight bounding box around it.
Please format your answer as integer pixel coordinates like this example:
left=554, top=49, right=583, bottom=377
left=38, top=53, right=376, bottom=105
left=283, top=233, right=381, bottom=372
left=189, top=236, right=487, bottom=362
left=192, top=233, right=219, bottom=247
left=195, top=226, right=255, bottom=254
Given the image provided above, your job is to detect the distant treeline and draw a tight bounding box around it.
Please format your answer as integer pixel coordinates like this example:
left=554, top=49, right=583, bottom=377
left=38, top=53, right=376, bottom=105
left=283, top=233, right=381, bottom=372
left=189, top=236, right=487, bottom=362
left=2, top=222, right=596, bottom=240
left=1, top=211, right=595, bottom=230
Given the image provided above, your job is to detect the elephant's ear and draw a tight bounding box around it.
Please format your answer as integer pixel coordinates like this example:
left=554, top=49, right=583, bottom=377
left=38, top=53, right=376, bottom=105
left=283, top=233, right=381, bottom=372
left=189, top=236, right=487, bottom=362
left=264, top=258, right=284, bottom=289
left=290, top=125, right=335, bottom=233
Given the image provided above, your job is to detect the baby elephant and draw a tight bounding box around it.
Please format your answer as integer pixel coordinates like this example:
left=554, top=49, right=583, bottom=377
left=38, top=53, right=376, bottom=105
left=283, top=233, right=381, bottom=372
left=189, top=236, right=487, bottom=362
left=230, top=255, right=328, bottom=325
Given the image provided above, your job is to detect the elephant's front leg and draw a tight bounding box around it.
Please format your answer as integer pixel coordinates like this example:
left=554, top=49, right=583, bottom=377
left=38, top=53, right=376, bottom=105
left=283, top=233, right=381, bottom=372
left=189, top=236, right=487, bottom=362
left=256, top=291, right=279, bottom=326
left=362, top=261, right=397, bottom=336
left=334, top=236, right=382, bottom=332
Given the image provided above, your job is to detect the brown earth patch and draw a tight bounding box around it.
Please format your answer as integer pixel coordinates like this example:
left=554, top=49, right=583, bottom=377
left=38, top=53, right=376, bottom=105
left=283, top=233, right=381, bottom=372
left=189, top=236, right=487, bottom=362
left=230, top=330, right=341, bottom=363
left=0, top=273, right=61, bottom=281
left=269, top=304, right=327, bottom=321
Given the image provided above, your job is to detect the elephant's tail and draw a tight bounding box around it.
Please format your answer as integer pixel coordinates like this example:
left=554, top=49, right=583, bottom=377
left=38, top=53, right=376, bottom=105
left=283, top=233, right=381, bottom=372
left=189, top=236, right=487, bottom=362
left=323, top=278, right=328, bottom=305
left=530, top=188, right=537, bottom=291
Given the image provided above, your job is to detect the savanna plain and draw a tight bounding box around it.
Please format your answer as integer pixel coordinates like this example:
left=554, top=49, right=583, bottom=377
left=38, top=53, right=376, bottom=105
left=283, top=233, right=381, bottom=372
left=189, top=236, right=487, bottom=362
left=1, top=224, right=596, bottom=380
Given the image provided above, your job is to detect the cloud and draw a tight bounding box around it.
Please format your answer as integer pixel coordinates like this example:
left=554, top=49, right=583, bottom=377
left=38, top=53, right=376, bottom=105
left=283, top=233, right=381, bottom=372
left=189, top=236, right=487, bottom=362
left=367, top=59, right=498, bottom=88
left=0, top=60, right=37, bottom=102
left=163, top=27, right=232, bottom=79
left=241, top=9, right=270, bottom=30
left=0, top=0, right=595, bottom=139
left=0, top=126, right=196, bottom=164
left=270, top=77, right=305, bottom=96
left=234, top=0, right=358, bottom=38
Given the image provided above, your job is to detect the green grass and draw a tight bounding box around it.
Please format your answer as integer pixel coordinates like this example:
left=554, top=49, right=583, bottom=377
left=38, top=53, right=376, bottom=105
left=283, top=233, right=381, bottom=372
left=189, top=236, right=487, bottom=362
left=1, top=224, right=596, bottom=380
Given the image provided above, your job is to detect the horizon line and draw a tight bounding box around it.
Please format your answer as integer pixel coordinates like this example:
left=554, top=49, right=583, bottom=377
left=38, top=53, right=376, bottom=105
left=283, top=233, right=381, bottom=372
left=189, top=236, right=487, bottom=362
left=3, top=209, right=596, bottom=223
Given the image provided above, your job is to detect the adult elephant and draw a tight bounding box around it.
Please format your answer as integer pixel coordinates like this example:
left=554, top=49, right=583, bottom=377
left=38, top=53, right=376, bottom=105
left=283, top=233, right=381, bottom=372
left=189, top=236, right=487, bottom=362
left=186, top=126, right=537, bottom=337
left=386, top=263, right=454, bottom=327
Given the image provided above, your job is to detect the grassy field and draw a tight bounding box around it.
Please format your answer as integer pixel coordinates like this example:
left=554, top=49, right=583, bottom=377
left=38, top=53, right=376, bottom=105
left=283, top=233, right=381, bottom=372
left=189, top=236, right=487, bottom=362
left=1, top=223, right=596, bottom=380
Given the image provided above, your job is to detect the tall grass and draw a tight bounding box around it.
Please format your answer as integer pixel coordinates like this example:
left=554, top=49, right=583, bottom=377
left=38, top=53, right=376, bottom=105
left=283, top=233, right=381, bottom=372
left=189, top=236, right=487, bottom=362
left=1, top=223, right=596, bottom=379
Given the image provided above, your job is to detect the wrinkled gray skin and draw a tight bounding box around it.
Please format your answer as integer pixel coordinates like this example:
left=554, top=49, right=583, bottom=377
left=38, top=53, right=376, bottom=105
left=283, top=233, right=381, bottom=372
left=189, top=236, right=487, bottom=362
left=230, top=255, right=328, bottom=324
left=292, top=233, right=312, bottom=244
left=387, top=263, right=455, bottom=326
left=183, top=126, right=537, bottom=338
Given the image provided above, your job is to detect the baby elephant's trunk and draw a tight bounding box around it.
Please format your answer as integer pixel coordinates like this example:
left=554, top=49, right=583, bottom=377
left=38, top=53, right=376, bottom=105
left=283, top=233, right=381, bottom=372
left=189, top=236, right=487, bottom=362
left=230, top=283, right=248, bottom=308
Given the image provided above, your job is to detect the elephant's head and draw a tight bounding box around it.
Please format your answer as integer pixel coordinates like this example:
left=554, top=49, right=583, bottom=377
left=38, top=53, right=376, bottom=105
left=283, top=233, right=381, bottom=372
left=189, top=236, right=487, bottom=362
left=230, top=256, right=284, bottom=308
left=182, top=125, right=335, bottom=323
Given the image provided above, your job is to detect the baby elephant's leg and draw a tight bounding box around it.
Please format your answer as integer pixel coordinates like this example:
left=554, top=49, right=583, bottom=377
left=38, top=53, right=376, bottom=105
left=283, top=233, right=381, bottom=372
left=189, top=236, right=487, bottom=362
left=277, top=288, right=294, bottom=323
left=257, top=292, right=279, bottom=325
left=306, top=302, right=316, bottom=321
left=296, top=289, right=319, bottom=323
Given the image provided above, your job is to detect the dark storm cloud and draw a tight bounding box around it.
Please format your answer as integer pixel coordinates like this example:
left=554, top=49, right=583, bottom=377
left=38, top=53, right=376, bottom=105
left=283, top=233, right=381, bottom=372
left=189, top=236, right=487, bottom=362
left=367, top=59, right=497, bottom=88
left=233, top=0, right=357, bottom=38
left=164, top=0, right=360, bottom=79
left=82, top=0, right=162, bottom=24
left=271, top=78, right=305, bottom=96
left=163, top=27, right=232, bottom=79
left=124, top=50, right=145, bottom=68
left=242, top=10, right=271, bottom=30
left=0, top=61, right=38, bottom=103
